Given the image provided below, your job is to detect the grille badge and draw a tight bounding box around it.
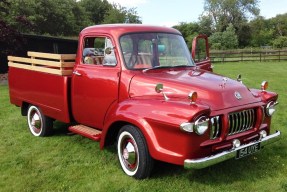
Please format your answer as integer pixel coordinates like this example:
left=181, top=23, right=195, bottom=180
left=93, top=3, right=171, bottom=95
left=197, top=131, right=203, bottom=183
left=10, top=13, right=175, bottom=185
left=234, top=91, right=242, bottom=100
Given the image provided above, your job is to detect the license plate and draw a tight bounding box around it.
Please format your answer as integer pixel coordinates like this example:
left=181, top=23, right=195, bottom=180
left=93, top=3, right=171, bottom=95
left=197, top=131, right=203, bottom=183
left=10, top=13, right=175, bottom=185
left=236, top=143, right=261, bottom=159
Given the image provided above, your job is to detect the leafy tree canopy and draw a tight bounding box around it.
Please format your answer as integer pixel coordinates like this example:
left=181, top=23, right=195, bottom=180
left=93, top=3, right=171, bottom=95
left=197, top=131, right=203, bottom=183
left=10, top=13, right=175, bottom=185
left=1, top=0, right=142, bottom=36
left=209, top=23, right=238, bottom=50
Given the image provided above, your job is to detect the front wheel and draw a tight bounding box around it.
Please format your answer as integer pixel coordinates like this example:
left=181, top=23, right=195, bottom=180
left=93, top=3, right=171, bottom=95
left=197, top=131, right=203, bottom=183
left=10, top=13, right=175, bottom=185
left=117, top=125, right=154, bottom=179
left=27, top=105, right=53, bottom=137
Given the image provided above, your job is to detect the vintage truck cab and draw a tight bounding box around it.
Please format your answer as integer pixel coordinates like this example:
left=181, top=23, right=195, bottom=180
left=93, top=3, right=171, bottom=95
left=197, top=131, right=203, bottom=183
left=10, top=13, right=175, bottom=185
left=8, top=24, right=281, bottom=179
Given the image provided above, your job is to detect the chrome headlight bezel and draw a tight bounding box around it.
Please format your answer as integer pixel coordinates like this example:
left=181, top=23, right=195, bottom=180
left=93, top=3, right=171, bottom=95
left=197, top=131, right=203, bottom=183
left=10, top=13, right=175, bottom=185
left=194, top=116, right=210, bottom=135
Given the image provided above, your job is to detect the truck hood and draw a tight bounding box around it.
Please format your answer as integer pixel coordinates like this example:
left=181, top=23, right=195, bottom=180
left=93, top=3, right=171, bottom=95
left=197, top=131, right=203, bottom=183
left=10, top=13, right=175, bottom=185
left=129, top=68, right=261, bottom=111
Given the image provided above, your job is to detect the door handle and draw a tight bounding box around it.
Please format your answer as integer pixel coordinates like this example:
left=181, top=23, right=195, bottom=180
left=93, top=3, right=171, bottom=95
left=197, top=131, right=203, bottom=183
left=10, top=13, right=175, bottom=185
left=73, top=71, right=82, bottom=76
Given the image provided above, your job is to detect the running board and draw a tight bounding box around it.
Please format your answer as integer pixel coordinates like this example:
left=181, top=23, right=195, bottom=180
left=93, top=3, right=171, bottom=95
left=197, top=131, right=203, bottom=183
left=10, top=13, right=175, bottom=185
left=68, top=125, right=102, bottom=141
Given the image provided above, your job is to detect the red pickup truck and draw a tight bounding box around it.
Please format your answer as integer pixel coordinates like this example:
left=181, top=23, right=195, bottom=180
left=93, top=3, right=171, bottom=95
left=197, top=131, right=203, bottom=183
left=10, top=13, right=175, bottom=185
left=8, top=24, right=281, bottom=179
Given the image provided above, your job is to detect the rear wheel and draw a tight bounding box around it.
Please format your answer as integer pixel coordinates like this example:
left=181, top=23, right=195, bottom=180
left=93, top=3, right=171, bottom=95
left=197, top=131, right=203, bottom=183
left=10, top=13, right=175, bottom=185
left=27, top=105, right=53, bottom=136
left=117, top=125, right=154, bottom=179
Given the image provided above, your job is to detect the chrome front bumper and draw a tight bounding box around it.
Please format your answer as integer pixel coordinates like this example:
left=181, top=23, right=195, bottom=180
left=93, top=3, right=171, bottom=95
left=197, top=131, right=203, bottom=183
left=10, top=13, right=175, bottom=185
left=184, top=131, right=281, bottom=169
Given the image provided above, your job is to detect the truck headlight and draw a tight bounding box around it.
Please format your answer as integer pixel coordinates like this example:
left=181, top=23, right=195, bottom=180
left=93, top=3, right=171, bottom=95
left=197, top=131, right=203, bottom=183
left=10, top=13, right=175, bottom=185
left=180, top=116, right=209, bottom=135
left=265, top=101, right=278, bottom=116
left=194, top=116, right=209, bottom=135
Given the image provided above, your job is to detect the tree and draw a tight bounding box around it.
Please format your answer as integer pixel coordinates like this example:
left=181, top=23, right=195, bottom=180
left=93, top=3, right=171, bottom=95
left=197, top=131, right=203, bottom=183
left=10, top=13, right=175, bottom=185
left=198, top=15, right=214, bottom=36
left=209, top=23, right=238, bottom=49
left=249, top=16, right=274, bottom=47
left=5, top=0, right=90, bottom=36
left=269, top=13, right=287, bottom=37
left=79, top=0, right=111, bottom=24
left=103, top=4, right=142, bottom=24
left=0, top=0, right=27, bottom=55
left=273, top=36, right=287, bottom=48
left=124, top=7, right=142, bottom=24
left=237, top=23, right=252, bottom=47
left=203, top=0, right=259, bottom=47
left=203, top=0, right=259, bottom=31
left=173, top=22, right=200, bottom=49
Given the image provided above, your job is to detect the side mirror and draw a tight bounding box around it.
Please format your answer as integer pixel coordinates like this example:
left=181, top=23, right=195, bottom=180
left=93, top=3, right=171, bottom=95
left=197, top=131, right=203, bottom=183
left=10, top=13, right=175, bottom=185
left=155, top=83, right=163, bottom=93
left=105, top=47, right=113, bottom=55
left=155, top=83, right=169, bottom=101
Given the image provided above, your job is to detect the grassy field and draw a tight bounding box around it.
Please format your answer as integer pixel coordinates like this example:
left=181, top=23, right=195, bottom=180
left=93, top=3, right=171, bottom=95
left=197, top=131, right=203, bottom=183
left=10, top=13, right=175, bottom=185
left=0, top=61, right=286, bottom=192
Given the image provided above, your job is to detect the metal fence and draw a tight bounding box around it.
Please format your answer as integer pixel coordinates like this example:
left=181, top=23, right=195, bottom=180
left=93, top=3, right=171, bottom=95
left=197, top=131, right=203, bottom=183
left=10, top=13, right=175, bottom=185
left=210, top=50, right=287, bottom=63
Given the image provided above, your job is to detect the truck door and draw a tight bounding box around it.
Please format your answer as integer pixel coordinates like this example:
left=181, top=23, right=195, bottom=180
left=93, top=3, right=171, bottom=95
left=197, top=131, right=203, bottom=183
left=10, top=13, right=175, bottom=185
left=71, top=35, right=120, bottom=129
left=191, top=34, right=213, bottom=71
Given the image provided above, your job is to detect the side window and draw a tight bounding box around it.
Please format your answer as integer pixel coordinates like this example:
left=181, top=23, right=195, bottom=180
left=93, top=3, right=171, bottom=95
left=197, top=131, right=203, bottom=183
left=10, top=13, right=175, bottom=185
left=82, top=36, right=117, bottom=66
left=121, top=35, right=133, bottom=67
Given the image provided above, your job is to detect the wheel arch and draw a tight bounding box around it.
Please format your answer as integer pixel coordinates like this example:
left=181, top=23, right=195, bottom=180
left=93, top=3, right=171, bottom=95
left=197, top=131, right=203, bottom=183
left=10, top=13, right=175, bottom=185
left=102, top=121, right=128, bottom=147
left=101, top=114, right=174, bottom=164
left=21, top=102, right=30, bottom=116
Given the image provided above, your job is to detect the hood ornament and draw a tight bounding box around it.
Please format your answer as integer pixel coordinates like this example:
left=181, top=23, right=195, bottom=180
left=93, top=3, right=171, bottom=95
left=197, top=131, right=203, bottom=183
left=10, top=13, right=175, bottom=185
left=219, top=77, right=228, bottom=88
left=234, top=91, right=242, bottom=100
left=237, top=74, right=242, bottom=83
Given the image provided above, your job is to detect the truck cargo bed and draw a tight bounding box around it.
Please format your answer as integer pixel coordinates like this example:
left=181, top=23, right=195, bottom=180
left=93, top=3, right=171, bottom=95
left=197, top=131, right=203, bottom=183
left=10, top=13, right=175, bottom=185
left=8, top=52, right=75, bottom=123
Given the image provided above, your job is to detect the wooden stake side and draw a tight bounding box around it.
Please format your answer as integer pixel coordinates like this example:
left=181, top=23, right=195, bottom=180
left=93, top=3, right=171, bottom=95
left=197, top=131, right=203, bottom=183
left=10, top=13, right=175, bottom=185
left=8, top=52, right=76, bottom=76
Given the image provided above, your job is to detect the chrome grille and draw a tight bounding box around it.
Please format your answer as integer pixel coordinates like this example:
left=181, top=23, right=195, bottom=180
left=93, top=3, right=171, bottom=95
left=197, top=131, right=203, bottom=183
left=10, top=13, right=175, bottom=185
left=210, top=116, right=221, bottom=139
left=228, top=109, right=256, bottom=136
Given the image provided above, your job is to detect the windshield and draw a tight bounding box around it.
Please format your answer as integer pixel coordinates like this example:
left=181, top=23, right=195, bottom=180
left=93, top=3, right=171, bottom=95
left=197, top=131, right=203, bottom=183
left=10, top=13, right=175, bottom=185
left=120, top=33, right=195, bottom=70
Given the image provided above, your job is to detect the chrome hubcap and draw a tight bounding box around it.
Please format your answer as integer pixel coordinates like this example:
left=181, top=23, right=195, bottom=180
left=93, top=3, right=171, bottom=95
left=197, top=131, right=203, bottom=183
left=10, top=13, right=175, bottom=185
left=29, top=110, right=42, bottom=134
left=121, top=138, right=138, bottom=171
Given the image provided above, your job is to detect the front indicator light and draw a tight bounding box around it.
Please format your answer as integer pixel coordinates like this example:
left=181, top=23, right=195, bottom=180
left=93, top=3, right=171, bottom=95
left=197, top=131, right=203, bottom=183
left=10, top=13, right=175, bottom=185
left=188, top=91, right=197, bottom=104
left=261, top=81, right=268, bottom=92
left=259, top=130, right=267, bottom=140
left=232, top=139, right=241, bottom=149
left=180, top=122, right=194, bottom=133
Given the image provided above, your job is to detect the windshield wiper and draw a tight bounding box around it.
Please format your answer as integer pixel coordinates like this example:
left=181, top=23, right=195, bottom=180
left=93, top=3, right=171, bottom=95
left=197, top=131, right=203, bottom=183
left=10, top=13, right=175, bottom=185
left=142, top=66, right=171, bottom=72
left=172, top=65, right=194, bottom=68
left=143, top=65, right=193, bottom=72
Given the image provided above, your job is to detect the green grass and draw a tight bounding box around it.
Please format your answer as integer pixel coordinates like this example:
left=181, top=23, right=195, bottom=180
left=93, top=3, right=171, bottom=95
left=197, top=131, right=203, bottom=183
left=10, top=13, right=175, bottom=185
left=1, top=61, right=287, bottom=191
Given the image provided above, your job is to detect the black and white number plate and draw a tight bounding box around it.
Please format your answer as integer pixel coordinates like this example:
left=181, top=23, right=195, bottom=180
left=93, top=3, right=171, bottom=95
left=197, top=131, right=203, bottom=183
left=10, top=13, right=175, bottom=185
left=236, top=143, right=261, bottom=159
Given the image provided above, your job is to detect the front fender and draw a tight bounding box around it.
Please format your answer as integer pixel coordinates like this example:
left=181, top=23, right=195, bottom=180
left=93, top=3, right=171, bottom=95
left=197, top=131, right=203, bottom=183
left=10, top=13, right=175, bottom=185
left=101, top=98, right=210, bottom=165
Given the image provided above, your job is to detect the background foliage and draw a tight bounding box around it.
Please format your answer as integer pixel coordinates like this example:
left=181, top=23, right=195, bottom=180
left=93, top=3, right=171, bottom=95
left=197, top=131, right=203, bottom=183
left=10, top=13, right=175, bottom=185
left=1, top=0, right=287, bottom=52
left=0, top=0, right=141, bottom=37
left=174, top=0, right=287, bottom=50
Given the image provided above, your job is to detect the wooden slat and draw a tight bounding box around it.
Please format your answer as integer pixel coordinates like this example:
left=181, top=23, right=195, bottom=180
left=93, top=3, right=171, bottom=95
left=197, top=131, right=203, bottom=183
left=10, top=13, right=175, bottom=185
left=31, top=58, right=62, bottom=67
left=8, top=56, right=62, bottom=67
left=28, top=51, right=76, bottom=61
left=8, top=56, right=31, bottom=64
left=9, top=62, right=32, bottom=70
left=60, top=54, right=76, bottom=60
left=61, top=70, right=73, bottom=76
left=62, top=62, right=75, bottom=68
left=9, top=62, right=63, bottom=75
left=28, top=51, right=62, bottom=60
left=31, top=66, right=63, bottom=75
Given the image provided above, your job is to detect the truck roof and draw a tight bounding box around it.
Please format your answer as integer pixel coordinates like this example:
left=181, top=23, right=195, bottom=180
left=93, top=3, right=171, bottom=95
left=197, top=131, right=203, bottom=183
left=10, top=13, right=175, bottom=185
left=80, top=24, right=181, bottom=38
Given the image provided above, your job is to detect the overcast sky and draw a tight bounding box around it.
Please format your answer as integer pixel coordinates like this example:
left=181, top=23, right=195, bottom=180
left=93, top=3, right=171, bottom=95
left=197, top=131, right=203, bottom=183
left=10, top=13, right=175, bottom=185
left=107, top=0, right=287, bottom=26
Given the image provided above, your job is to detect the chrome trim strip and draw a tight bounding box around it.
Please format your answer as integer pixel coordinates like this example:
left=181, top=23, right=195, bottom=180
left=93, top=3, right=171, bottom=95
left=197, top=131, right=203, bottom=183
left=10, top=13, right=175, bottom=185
left=214, top=116, right=220, bottom=138
left=184, top=131, right=281, bottom=169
